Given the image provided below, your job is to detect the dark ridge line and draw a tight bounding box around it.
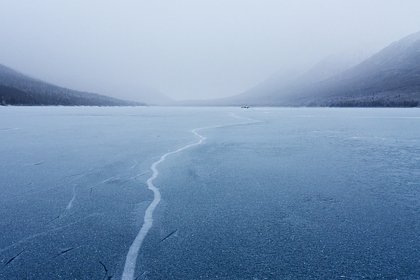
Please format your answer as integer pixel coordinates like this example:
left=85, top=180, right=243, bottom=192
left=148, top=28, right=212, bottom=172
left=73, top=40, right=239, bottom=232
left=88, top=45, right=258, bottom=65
left=99, top=261, right=113, bottom=280
left=159, top=229, right=178, bottom=243
left=0, top=213, right=101, bottom=255
left=135, top=271, right=148, bottom=280
left=46, top=214, right=61, bottom=225
left=3, top=249, right=25, bottom=268
left=61, top=171, right=92, bottom=179
left=54, top=247, right=76, bottom=258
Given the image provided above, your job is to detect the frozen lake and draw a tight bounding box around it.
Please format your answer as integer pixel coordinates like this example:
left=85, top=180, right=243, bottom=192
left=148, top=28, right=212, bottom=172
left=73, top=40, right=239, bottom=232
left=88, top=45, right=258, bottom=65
left=1, top=106, right=419, bottom=279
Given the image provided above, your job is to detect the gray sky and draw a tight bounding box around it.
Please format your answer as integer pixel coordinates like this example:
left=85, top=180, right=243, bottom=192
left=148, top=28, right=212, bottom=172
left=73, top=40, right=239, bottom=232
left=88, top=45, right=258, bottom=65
left=1, top=0, right=420, bottom=102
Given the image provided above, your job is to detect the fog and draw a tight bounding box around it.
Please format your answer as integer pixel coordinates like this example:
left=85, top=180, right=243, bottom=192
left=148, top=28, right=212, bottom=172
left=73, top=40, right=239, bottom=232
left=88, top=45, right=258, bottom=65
left=1, top=0, right=420, bottom=102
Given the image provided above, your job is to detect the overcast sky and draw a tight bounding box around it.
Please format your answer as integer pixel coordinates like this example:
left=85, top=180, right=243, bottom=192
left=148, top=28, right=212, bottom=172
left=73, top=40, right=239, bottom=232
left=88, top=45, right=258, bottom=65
left=1, top=0, right=420, bottom=102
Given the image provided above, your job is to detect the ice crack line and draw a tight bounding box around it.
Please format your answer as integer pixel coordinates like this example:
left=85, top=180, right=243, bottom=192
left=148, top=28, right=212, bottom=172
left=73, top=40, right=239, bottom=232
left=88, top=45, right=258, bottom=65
left=121, top=113, right=261, bottom=280
left=121, top=129, right=205, bottom=280
left=66, top=185, right=77, bottom=210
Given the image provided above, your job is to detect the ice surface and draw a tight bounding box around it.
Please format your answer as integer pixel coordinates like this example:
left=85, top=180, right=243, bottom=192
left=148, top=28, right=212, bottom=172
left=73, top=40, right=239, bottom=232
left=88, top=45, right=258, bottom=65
left=0, top=106, right=419, bottom=279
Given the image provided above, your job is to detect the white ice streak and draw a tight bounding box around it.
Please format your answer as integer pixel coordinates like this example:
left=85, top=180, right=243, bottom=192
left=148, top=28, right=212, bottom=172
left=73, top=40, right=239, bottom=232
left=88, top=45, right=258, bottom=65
left=121, top=128, right=206, bottom=280
left=0, top=127, right=19, bottom=131
left=121, top=112, right=261, bottom=280
left=66, top=185, right=77, bottom=210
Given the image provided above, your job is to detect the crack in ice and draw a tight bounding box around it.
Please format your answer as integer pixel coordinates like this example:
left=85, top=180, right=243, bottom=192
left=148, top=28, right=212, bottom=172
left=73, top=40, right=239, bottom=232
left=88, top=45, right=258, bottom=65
left=66, top=185, right=77, bottom=210
left=121, top=128, right=206, bottom=280
left=121, top=113, right=261, bottom=280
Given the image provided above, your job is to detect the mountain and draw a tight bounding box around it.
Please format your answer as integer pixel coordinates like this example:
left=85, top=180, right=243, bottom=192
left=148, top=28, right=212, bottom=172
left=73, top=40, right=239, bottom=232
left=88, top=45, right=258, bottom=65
left=223, top=52, right=368, bottom=106
left=180, top=50, right=369, bottom=106
left=287, top=31, right=420, bottom=107
left=195, top=31, right=420, bottom=107
left=0, top=64, right=143, bottom=106
left=296, top=51, right=371, bottom=85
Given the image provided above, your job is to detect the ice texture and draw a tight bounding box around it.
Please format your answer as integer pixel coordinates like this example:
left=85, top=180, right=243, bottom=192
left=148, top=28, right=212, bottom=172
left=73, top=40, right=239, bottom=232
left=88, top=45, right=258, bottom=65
left=0, top=106, right=419, bottom=279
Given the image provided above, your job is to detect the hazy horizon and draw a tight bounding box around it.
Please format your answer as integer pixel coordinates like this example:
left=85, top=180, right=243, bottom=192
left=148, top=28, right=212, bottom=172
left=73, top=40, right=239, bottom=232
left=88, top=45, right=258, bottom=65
left=1, top=0, right=420, bottom=102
